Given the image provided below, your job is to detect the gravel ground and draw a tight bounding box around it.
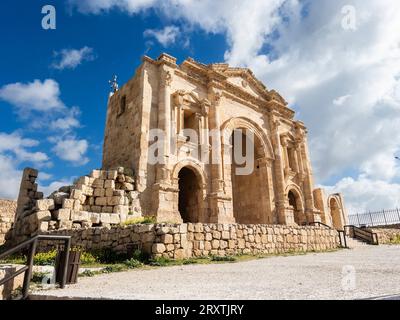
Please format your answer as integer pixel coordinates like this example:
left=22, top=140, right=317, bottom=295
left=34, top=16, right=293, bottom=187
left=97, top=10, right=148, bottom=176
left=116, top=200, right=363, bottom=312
left=32, top=245, right=400, bottom=300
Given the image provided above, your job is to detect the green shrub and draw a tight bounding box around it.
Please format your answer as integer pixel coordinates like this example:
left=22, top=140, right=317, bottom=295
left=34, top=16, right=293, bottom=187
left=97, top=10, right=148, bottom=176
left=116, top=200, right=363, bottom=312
left=122, top=216, right=156, bottom=225
left=80, top=269, right=97, bottom=277
left=130, top=249, right=150, bottom=263
left=31, top=272, right=48, bottom=283
left=103, top=265, right=125, bottom=273
left=123, top=258, right=143, bottom=269
left=33, top=250, right=57, bottom=266
left=90, top=248, right=128, bottom=264
left=182, top=258, right=199, bottom=265
left=80, top=252, right=97, bottom=265
left=149, top=256, right=171, bottom=266
left=210, top=255, right=236, bottom=262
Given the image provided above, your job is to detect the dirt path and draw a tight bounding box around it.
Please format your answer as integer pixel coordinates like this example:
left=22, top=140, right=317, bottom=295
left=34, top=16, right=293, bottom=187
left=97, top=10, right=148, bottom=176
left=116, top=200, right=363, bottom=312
left=32, top=245, right=400, bottom=300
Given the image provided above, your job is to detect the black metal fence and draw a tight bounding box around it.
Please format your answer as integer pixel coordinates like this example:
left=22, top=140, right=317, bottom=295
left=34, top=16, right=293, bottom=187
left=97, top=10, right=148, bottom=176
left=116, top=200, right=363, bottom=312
left=348, top=208, right=400, bottom=227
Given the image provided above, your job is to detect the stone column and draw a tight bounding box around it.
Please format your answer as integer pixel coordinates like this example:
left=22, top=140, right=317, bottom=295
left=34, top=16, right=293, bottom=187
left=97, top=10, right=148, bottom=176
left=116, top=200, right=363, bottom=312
left=269, top=113, right=288, bottom=224
left=258, top=158, right=276, bottom=224
left=207, top=88, right=234, bottom=223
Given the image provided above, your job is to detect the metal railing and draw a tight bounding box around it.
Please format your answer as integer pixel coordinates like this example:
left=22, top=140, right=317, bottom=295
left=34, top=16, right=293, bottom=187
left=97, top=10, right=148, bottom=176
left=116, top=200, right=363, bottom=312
left=307, top=222, right=347, bottom=248
left=0, top=235, right=71, bottom=299
left=344, top=225, right=379, bottom=245
left=349, top=208, right=400, bottom=227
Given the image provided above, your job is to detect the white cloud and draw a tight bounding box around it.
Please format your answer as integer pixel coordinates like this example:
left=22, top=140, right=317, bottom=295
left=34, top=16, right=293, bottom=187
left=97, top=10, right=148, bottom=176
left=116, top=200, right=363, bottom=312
left=0, top=132, right=50, bottom=166
left=0, top=132, right=51, bottom=200
left=52, top=46, right=95, bottom=70
left=0, top=154, right=23, bottom=200
left=144, top=26, right=180, bottom=47
left=323, top=177, right=400, bottom=214
left=67, top=0, right=157, bottom=14
left=333, top=95, right=351, bottom=106
left=38, top=178, right=74, bottom=198
left=52, top=137, right=89, bottom=165
left=0, top=79, right=64, bottom=112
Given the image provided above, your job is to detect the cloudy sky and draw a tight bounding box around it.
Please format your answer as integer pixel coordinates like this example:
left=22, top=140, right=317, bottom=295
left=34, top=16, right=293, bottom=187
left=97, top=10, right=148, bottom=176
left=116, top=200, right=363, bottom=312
left=0, top=0, right=399, bottom=213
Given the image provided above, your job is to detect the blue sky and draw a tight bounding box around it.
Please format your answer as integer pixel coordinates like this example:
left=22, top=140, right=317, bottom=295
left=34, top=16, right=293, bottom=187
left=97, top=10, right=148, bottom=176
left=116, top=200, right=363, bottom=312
left=1, top=0, right=400, bottom=213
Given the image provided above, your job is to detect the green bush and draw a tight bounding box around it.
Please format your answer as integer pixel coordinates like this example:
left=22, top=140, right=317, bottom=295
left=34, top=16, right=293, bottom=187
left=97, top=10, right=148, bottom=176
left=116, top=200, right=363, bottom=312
left=149, top=256, right=171, bottom=266
left=33, top=250, right=57, bottom=266
left=182, top=258, right=199, bottom=265
left=210, top=255, right=236, bottom=262
left=80, top=252, right=97, bottom=265
left=123, top=258, right=143, bottom=269
left=90, top=248, right=129, bottom=264
left=130, top=249, right=150, bottom=263
left=103, top=265, right=125, bottom=273
left=80, top=269, right=97, bottom=277
left=122, top=216, right=156, bottom=225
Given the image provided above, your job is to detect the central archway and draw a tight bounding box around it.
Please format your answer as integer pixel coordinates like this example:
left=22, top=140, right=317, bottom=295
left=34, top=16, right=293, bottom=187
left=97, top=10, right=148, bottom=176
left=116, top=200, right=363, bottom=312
left=230, top=129, right=264, bottom=224
left=178, top=167, right=201, bottom=223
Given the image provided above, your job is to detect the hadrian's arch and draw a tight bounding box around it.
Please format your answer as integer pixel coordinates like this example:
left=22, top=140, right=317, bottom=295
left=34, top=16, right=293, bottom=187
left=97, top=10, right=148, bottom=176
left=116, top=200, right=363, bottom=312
left=221, top=117, right=275, bottom=224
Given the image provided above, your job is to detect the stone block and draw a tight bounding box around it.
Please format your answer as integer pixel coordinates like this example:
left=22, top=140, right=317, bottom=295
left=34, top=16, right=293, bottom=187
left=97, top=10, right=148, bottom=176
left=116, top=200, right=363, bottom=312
left=100, top=213, right=111, bottom=224
left=90, top=212, right=100, bottom=224
left=152, top=243, right=166, bottom=254
left=114, top=205, right=128, bottom=215
left=39, top=221, right=49, bottom=232
left=107, top=170, right=118, bottom=180
left=94, top=188, right=105, bottom=197
left=53, top=208, right=71, bottom=220
left=62, top=198, right=74, bottom=209
left=110, top=214, right=120, bottom=224
left=104, top=180, right=115, bottom=189
left=95, top=197, right=108, bottom=206
left=35, top=199, right=55, bottom=211
left=35, top=210, right=52, bottom=221
left=162, top=234, right=173, bottom=244
left=71, top=211, right=90, bottom=222
left=70, top=189, right=83, bottom=200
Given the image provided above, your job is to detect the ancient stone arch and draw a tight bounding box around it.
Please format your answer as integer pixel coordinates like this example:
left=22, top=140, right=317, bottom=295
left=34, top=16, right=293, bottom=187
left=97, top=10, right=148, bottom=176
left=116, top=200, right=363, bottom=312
left=328, top=195, right=345, bottom=230
left=171, top=159, right=208, bottom=223
left=285, top=184, right=305, bottom=225
left=221, top=117, right=274, bottom=161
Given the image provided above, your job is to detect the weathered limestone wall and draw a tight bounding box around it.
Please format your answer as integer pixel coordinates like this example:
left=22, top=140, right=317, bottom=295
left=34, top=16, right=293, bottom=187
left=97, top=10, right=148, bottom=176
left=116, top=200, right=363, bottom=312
left=37, top=223, right=339, bottom=259
left=0, top=200, right=17, bottom=245
left=368, top=225, right=400, bottom=244
left=10, top=167, right=142, bottom=246
left=102, top=68, right=143, bottom=176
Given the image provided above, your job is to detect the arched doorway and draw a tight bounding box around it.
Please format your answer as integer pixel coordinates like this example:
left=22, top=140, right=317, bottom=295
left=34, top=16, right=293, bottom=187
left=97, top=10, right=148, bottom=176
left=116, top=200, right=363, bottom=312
left=178, top=167, right=201, bottom=223
left=288, top=190, right=302, bottom=225
left=230, top=128, right=264, bottom=224
left=330, top=198, right=343, bottom=230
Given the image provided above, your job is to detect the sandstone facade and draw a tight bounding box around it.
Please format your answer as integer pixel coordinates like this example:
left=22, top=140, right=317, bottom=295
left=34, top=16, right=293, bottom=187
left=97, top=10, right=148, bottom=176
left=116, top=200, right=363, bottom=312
left=102, top=53, right=348, bottom=228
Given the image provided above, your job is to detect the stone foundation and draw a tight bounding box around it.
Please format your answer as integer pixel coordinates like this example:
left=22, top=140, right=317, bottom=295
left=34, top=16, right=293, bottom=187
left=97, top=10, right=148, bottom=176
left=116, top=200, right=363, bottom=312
left=0, top=200, right=17, bottom=245
left=367, top=225, right=400, bottom=244
left=37, top=223, right=339, bottom=259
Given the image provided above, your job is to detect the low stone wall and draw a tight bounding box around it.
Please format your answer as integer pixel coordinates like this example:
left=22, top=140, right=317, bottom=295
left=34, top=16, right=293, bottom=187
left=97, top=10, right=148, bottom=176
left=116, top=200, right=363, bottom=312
left=0, top=200, right=17, bottom=245
left=368, top=225, right=400, bottom=244
left=37, top=223, right=340, bottom=259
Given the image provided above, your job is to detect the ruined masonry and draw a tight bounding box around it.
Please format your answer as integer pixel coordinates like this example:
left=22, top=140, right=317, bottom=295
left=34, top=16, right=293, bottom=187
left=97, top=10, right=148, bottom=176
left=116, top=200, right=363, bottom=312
left=7, top=53, right=348, bottom=253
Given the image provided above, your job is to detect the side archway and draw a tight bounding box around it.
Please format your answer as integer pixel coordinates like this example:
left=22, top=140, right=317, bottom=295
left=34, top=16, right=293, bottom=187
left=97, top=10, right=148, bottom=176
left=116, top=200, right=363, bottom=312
left=328, top=196, right=345, bottom=230
left=285, top=184, right=305, bottom=225
left=171, top=160, right=208, bottom=223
